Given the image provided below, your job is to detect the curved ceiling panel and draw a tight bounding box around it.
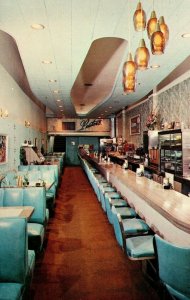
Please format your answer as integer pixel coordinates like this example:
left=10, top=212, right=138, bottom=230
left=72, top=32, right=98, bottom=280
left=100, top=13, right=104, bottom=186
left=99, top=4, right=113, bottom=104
left=0, top=30, right=45, bottom=111
left=71, top=37, right=127, bottom=116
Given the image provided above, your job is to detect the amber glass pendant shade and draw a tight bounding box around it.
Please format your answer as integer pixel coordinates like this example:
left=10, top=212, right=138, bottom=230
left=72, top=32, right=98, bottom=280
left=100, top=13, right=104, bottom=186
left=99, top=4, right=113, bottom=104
left=159, top=16, right=169, bottom=45
left=123, top=76, right=136, bottom=94
left=151, top=22, right=165, bottom=55
left=133, top=2, right=146, bottom=32
left=135, top=39, right=150, bottom=70
left=123, top=53, right=137, bottom=77
left=147, top=11, right=157, bottom=39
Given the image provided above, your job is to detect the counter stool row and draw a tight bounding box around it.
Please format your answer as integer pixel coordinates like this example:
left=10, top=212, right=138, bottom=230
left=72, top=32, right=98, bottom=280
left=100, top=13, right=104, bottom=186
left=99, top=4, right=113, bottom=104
left=80, top=156, right=190, bottom=300
left=81, top=159, right=155, bottom=262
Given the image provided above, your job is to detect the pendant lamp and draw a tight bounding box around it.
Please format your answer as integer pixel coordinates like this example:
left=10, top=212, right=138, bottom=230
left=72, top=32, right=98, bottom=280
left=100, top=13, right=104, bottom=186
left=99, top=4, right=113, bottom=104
left=123, top=53, right=136, bottom=77
left=123, top=53, right=136, bottom=94
left=151, top=22, right=165, bottom=55
left=133, top=2, right=146, bottom=32
left=135, top=39, right=150, bottom=70
left=123, top=76, right=136, bottom=94
left=147, top=11, right=157, bottom=39
left=159, top=16, right=169, bottom=45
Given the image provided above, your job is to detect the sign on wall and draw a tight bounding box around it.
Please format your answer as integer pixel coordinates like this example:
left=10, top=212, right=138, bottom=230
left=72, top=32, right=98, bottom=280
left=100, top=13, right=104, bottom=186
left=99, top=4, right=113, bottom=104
left=79, top=119, right=102, bottom=131
left=130, top=114, right=141, bottom=135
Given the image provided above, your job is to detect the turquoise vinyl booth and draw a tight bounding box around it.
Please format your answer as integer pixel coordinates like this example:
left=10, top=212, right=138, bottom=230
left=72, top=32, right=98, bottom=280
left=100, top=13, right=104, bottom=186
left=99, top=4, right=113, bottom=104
left=3, top=170, right=56, bottom=214
left=0, top=217, right=35, bottom=300
left=0, top=187, right=46, bottom=252
left=18, top=165, right=59, bottom=191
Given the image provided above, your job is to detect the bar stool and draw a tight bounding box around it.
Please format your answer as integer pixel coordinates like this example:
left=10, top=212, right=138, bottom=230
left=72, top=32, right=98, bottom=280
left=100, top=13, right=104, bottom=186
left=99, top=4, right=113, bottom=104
left=106, top=200, right=135, bottom=224
left=154, top=234, right=190, bottom=300
left=102, top=191, right=121, bottom=212
left=97, top=182, right=112, bottom=202
left=125, top=235, right=156, bottom=283
left=126, top=235, right=155, bottom=260
left=112, top=213, right=150, bottom=250
left=99, top=187, right=117, bottom=211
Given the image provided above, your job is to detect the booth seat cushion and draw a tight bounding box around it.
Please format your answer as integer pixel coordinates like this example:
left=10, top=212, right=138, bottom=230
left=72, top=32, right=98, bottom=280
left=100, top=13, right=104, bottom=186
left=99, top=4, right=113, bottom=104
left=46, top=192, right=55, bottom=211
left=45, top=208, right=50, bottom=223
left=27, top=223, right=45, bottom=251
left=27, top=250, right=35, bottom=276
left=0, top=283, right=23, bottom=300
left=126, top=235, right=155, bottom=259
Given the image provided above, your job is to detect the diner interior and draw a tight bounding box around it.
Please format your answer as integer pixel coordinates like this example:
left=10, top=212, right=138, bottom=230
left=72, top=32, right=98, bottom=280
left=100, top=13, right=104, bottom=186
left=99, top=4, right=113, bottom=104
left=1, top=0, right=190, bottom=299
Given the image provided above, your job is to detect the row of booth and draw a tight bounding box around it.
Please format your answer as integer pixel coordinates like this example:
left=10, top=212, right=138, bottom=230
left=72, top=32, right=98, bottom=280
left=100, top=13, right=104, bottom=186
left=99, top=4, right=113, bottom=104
left=79, top=154, right=190, bottom=300
left=0, top=153, right=65, bottom=300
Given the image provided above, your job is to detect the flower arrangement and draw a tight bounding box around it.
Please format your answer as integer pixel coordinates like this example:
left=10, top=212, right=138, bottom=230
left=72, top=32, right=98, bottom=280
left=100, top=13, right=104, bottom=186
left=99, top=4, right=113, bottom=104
left=146, top=110, right=158, bottom=130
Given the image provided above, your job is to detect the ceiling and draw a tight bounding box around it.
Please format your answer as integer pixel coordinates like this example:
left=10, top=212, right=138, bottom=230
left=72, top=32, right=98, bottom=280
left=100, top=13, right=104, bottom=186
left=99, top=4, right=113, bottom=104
left=0, top=0, right=190, bottom=119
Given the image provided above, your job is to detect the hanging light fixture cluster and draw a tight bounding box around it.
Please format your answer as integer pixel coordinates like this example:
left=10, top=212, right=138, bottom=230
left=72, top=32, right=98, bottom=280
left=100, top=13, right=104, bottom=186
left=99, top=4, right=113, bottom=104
left=134, top=0, right=169, bottom=57
left=123, top=0, right=169, bottom=94
left=123, top=0, right=137, bottom=94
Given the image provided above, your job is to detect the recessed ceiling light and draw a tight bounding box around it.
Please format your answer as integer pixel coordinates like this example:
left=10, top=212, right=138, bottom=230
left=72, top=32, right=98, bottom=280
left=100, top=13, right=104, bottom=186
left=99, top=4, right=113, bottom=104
left=56, top=99, right=61, bottom=102
left=182, top=33, right=190, bottom=38
left=42, top=60, right=52, bottom=64
left=109, top=106, right=112, bottom=109
left=53, top=90, right=60, bottom=94
left=84, top=83, right=93, bottom=86
left=59, top=105, right=63, bottom=108
left=60, top=109, right=63, bottom=111
left=31, top=23, right=45, bottom=30
left=105, top=110, right=108, bottom=113
left=150, top=64, right=160, bottom=69
left=49, top=79, right=57, bottom=83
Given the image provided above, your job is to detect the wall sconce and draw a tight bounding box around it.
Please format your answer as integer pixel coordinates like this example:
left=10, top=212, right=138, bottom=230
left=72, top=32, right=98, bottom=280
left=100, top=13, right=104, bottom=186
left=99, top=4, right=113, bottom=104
left=0, top=109, right=8, bottom=118
left=25, top=121, right=31, bottom=127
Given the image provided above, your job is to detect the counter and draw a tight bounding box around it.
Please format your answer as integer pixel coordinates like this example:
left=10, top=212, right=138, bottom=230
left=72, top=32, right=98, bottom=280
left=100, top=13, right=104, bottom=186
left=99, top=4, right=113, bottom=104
left=85, top=155, right=190, bottom=246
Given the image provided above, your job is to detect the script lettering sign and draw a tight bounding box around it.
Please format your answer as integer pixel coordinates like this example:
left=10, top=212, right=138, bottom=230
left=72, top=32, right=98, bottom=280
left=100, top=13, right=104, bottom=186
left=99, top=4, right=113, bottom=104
left=79, top=119, right=102, bottom=131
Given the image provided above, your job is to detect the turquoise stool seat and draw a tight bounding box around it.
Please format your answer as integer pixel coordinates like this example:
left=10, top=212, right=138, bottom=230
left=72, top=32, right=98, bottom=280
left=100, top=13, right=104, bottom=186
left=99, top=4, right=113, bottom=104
left=110, top=198, right=128, bottom=207
left=104, top=191, right=121, bottom=215
left=97, top=182, right=111, bottom=202
left=112, top=214, right=150, bottom=249
left=112, top=206, right=137, bottom=218
left=105, top=198, right=131, bottom=224
left=126, top=235, right=155, bottom=260
left=154, top=234, right=190, bottom=300
left=100, top=187, right=116, bottom=211
left=122, top=218, right=150, bottom=235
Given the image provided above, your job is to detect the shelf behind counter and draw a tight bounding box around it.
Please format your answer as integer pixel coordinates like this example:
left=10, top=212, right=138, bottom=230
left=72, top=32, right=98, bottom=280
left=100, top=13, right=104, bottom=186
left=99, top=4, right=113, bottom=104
left=108, top=152, right=160, bottom=174
left=83, top=154, right=190, bottom=246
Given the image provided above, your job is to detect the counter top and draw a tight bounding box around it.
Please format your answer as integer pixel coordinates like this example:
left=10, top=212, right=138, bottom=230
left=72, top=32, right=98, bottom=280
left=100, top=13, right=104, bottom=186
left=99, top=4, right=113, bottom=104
left=86, top=155, right=190, bottom=246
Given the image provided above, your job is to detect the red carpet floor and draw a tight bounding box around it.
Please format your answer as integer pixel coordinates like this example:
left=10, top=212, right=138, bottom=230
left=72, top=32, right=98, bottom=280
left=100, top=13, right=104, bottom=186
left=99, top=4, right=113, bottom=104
left=31, top=166, right=160, bottom=300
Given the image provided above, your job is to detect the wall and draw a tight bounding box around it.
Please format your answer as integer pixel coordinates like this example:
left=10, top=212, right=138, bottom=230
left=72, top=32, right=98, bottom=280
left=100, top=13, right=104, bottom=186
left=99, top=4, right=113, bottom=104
left=47, top=118, right=111, bottom=136
left=0, top=31, right=46, bottom=173
left=117, top=70, right=190, bottom=148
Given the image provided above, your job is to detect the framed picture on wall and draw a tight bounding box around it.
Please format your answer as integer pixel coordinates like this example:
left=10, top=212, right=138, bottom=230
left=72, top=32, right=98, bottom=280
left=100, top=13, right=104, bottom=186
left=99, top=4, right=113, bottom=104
left=130, top=114, right=141, bottom=135
left=0, top=134, right=8, bottom=164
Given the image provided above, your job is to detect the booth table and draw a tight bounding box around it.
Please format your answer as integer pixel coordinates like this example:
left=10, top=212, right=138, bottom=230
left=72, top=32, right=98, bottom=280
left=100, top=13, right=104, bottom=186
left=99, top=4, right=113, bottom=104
left=0, top=206, right=34, bottom=220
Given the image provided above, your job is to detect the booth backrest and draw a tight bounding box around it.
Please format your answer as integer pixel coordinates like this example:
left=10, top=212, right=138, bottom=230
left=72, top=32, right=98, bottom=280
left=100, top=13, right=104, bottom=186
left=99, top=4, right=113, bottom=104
left=18, top=165, right=59, bottom=187
left=0, top=217, right=28, bottom=283
left=0, top=187, right=46, bottom=225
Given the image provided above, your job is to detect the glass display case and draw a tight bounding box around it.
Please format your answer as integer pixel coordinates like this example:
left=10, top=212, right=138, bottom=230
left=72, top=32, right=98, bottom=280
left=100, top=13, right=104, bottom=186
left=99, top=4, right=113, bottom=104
left=158, top=129, right=182, bottom=175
